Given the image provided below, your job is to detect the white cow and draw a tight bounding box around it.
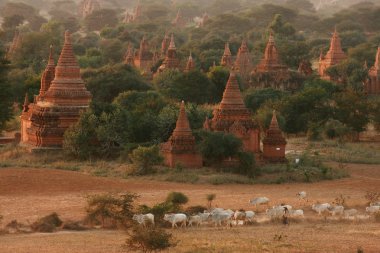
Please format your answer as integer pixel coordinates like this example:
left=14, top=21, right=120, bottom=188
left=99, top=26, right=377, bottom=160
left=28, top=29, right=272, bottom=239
left=312, top=203, right=331, bottom=215
left=343, top=209, right=358, bottom=218
left=250, top=197, right=270, bottom=209
left=164, top=213, right=187, bottom=228
left=188, top=215, right=202, bottom=227
left=132, top=213, right=155, bottom=227
left=198, top=212, right=211, bottom=224
left=211, top=211, right=232, bottom=227
left=266, top=206, right=286, bottom=219
left=289, top=209, right=304, bottom=218
left=370, top=202, right=380, bottom=207
left=233, top=211, right=246, bottom=225
left=245, top=211, right=255, bottom=223
left=366, top=205, right=380, bottom=214
left=297, top=191, right=307, bottom=200
left=328, top=205, right=344, bottom=216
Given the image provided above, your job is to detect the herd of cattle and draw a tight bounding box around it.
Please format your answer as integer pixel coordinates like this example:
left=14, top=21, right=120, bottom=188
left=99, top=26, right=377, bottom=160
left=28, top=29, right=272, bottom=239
left=132, top=191, right=380, bottom=228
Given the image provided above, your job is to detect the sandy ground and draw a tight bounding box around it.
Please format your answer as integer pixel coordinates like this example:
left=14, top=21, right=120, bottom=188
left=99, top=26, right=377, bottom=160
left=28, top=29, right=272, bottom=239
left=0, top=163, right=380, bottom=252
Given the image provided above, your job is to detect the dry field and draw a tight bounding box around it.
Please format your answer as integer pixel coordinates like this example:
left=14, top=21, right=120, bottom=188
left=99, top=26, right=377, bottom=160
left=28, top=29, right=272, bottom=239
left=0, top=161, right=379, bottom=252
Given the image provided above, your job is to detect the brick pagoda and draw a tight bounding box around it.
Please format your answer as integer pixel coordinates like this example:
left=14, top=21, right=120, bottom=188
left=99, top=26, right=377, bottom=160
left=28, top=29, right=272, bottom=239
left=157, top=34, right=180, bottom=73
left=251, top=32, right=293, bottom=90
left=365, top=47, right=380, bottom=95
left=20, top=31, right=92, bottom=148
left=161, top=101, right=203, bottom=168
left=79, top=0, right=100, bottom=18
left=262, top=111, right=287, bottom=163
left=184, top=52, right=195, bottom=73
left=124, top=44, right=135, bottom=66
left=234, top=40, right=253, bottom=83
left=318, top=28, right=347, bottom=80
left=204, top=71, right=260, bottom=153
left=134, top=36, right=153, bottom=74
left=220, top=42, right=233, bottom=68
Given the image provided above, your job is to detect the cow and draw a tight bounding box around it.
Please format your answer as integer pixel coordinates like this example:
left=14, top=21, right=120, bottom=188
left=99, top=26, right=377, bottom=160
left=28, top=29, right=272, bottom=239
left=132, top=213, right=155, bottom=227
left=312, top=203, right=331, bottom=215
left=366, top=205, right=380, bottom=214
left=233, top=211, right=246, bottom=225
left=244, top=211, right=255, bottom=223
left=250, top=197, right=270, bottom=210
left=289, top=209, right=304, bottom=218
left=188, top=215, right=202, bottom=227
left=328, top=205, right=344, bottom=216
left=164, top=213, right=187, bottom=229
left=210, top=210, right=233, bottom=227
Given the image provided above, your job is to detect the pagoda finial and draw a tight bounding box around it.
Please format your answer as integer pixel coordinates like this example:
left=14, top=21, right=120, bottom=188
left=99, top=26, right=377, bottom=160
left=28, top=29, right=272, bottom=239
left=269, top=110, right=280, bottom=130
left=48, top=45, right=54, bottom=66
left=169, top=34, right=176, bottom=49
left=22, top=93, right=29, bottom=112
left=172, top=100, right=192, bottom=136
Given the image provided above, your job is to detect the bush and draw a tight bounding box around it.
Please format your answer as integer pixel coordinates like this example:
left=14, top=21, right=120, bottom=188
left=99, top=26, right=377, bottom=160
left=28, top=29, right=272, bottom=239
left=236, top=151, right=259, bottom=177
left=125, top=226, right=177, bottom=253
left=129, top=145, right=163, bottom=175
left=31, top=213, right=62, bottom=233
left=165, top=192, right=189, bottom=206
left=198, top=131, right=242, bottom=165
left=86, top=193, right=138, bottom=229
left=324, top=119, right=351, bottom=141
left=185, top=205, right=207, bottom=215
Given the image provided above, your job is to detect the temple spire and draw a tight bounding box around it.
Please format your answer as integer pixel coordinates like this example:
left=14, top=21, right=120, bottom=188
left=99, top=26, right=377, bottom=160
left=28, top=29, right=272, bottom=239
left=39, top=45, right=56, bottom=98
left=374, top=46, right=380, bottom=70
left=173, top=101, right=192, bottom=136
left=48, top=45, right=54, bottom=66
left=221, top=42, right=232, bottom=67
left=22, top=93, right=29, bottom=112
left=125, top=43, right=134, bottom=65
left=184, top=52, right=195, bottom=73
left=220, top=71, right=245, bottom=109
left=169, top=34, right=176, bottom=50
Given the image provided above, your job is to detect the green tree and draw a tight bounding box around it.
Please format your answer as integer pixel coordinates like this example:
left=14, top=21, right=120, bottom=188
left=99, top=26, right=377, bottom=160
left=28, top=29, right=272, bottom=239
left=83, top=64, right=151, bottom=103
left=332, top=89, right=371, bottom=136
left=157, top=70, right=217, bottom=104
left=166, top=192, right=189, bottom=206
left=129, top=145, right=163, bottom=175
left=1, top=14, right=24, bottom=29
left=0, top=52, right=13, bottom=131
left=198, top=131, right=242, bottom=165
left=84, top=9, right=118, bottom=31
left=207, top=66, right=230, bottom=102
left=244, top=88, right=285, bottom=113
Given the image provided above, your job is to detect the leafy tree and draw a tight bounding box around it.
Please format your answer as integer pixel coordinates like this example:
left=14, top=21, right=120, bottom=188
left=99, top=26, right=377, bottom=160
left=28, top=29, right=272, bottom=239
left=165, top=192, right=189, bottom=206
left=157, top=70, right=217, bottom=104
left=83, top=64, right=151, bottom=103
left=268, top=14, right=296, bottom=37
left=129, top=145, right=163, bottom=175
left=207, top=66, right=230, bottom=102
left=0, top=52, right=13, bottom=131
left=198, top=131, right=242, bottom=165
left=114, top=91, right=166, bottom=115
left=1, top=14, right=24, bottom=29
left=84, top=9, right=118, bottom=31
left=125, top=226, right=177, bottom=253
left=86, top=193, right=138, bottom=228
left=63, top=105, right=130, bottom=159
left=244, top=88, right=285, bottom=113
left=323, top=119, right=351, bottom=141
left=332, top=89, right=371, bottom=135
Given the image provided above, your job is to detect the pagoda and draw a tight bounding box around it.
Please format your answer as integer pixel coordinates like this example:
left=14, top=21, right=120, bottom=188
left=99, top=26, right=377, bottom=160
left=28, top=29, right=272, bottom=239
left=20, top=31, right=92, bottom=148
left=318, top=28, right=347, bottom=80
left=234, top=40, right=253, bottom=83
left=262, top=111, right=287, bottom=163
left=365, top=47, right=380, bottom=95
left=220, top=42, right=233, bottom=68
left=172, top=9, right=186, bottom=27
left=161, top=33, right=170, bottom=57
left=184, top=52, right=195, bottom=73
left=6, top=31, right=22, bottom=60
left=204, top=71, right=260, bottom=153
left=157, top=34, right=180, bottom=73
left=134, top=36, right=153, bottom=73
left=79, top=0, right=100, bottom=18
left=161, top=101, right=203, bottom=168
left=124, top=44, right=135, bottom=66
left=255, top=33, right=287, bottom=73
left=251, top=33, right=293, bottom=90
